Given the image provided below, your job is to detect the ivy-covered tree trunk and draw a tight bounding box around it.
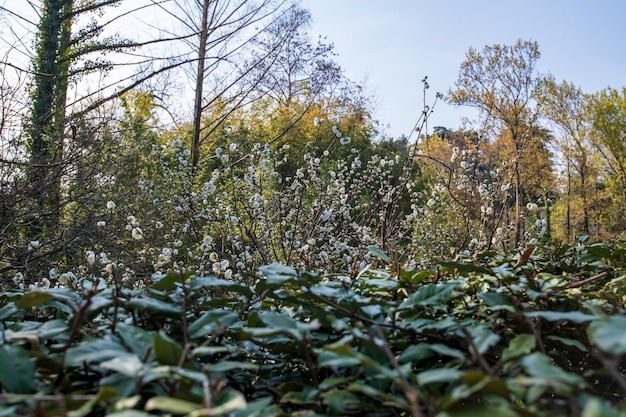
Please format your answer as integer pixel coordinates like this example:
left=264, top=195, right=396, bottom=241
left=27, top=0, right=73, bottom=236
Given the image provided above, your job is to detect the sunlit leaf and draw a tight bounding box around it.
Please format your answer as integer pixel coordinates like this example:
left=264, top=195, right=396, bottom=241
left=417, top=368, right=461, bottom=385
left=501, top=333, right=535, bottom=363
left=144, top=396, right=200, bottom=414
left=366, top=245, right=390, bottom=262
left=67, top=386, right=118, bottom=417
left=15, top=291, right=52, bottom=308
left=100, top=354, right=144, bottom=377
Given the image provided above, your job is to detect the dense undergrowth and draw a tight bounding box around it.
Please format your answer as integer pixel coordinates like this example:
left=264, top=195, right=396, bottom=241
left=0, top=240, right=625, bottom=416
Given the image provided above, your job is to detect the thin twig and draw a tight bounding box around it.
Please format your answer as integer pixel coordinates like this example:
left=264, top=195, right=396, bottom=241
left=368, top=325, right=423, bottom=417
left=459, top=326, right=495, bottom=376
left=564, top=271, right=608, bottom=289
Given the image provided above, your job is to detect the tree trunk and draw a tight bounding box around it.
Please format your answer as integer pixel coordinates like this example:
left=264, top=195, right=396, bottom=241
left=514, top=159, right=522, bottom=247
left=191, top=0, right=210, bottom=174
left=28, top=0, right=73, bottom=236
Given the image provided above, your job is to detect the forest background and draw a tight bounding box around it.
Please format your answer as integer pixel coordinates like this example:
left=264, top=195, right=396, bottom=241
left=0, top=1, right=625, bottom=416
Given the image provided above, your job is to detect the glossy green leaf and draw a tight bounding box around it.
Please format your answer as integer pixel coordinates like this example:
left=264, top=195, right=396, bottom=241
left=190, top=276, right=253, bottom=297
left=478, top=292, right=515, bottom=313
left=67, top=386, right=118, bottom=417
left=0, top=345, right=35, bottom=393
left=126, top=297, right=182, bottom=315
left=587, top=315, right=626, bottom=355
left=105, top=412, right=153, bottom=417
left=150, top=272, right=180, bottom=291
left=144, top=396, right=200, bottom=414
left=154, top=330, right=183, bottom=366
left=416, top=368, right=461, bottom=385
left=520, top=352, right=585, bottom=387
left=398, top=282, right=456, bottom=309
left=525, top=310, right=594, bottom=323
left=465, top=325, right=499, bottom=355
left=116, top=322, right=156, bottom=358
left=258, top=263, right=297, bottom=284
left=366, top=245, right=390, bottom=262
left=66, top=338, right=129, bottom=367
left=0, top=302, right=18, bottom=320
left=501, top=333, right=535, bottom=363
left=398, top=343, right=434, bottom=364
left=546, top=335, right=587, bottom=351
left=208, top=360, right=259, bottom=373
left=188, top=391, right=247, bottom=416
left=428, top=343, right=465, bottom=360
left=15, top=291, right=52, bottom=308
left=188, top=309, right=239, bottom=339
left=100, top=353, right=144, bottom=377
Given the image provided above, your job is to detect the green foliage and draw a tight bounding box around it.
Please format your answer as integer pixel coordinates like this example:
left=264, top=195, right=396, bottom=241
left=1, top=241, right=626, bottom=416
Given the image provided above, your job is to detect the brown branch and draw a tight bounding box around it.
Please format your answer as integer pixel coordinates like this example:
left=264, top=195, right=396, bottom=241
left=368, top=325, right=423, bottom=417
left=564, top=271, right=608, bottom=289
left=459, top=326, right=495, bottom=376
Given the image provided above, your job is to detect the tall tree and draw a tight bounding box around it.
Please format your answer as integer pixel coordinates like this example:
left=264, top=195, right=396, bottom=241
left=589, top=87, right=626, bottom=233
left=448, top=39, right=543, bottom=246
left=160, top=0, right=294, bottom=173
left=536, top=76, right=598, bottom=240
left=27, top=0, right=75, bottom=233
left=249, top=6, right=342, bottom=107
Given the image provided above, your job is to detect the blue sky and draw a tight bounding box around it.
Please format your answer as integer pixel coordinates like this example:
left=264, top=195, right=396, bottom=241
left=301, top=0, right=626, bottom=139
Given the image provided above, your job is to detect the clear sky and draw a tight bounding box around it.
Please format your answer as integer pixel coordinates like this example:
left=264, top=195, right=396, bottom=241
left=300, top=0, right=626, bottom=139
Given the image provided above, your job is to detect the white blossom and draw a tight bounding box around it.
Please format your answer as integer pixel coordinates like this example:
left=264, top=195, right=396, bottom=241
left=131, top=227, right=143, bottom=240
left=106, top=201, right=116, bottom=210
left=86, top=251, right=96, bottom=265
left=59, top=272, right=75, bottom=287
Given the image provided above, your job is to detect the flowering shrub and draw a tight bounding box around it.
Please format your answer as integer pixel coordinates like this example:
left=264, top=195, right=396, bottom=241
left=0, top=241, right=625, bottom=416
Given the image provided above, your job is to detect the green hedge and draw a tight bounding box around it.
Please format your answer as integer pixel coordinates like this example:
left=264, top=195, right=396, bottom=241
left=0, top=241, right=625, bottom=416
